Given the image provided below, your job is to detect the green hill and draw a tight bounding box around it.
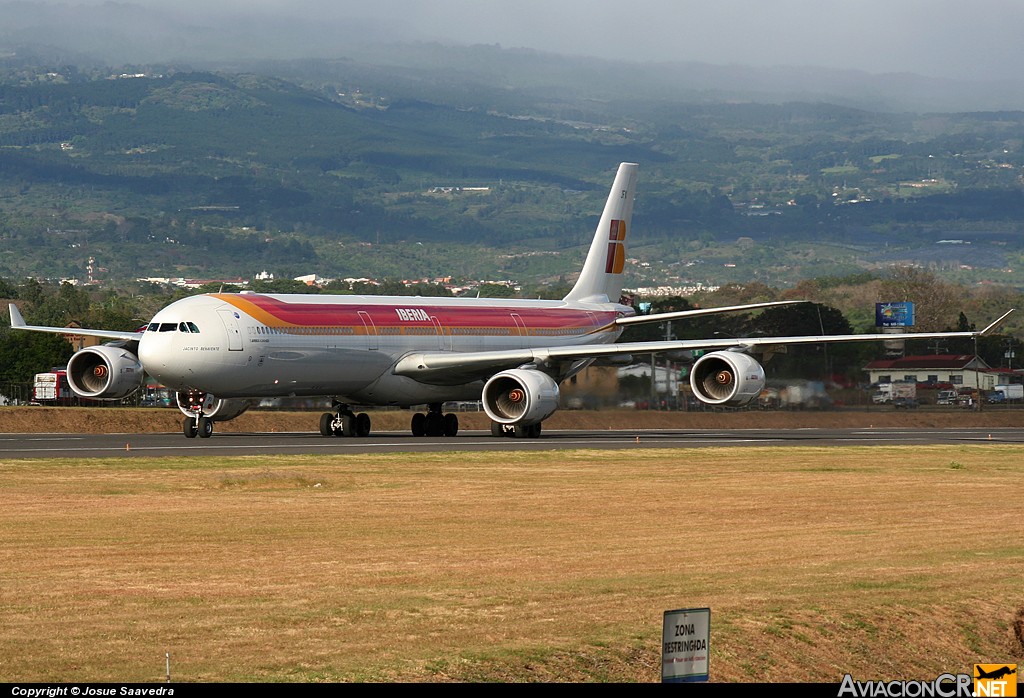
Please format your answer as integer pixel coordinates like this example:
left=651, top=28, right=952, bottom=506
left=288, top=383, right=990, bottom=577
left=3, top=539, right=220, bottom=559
left=1, top=62, right=1024, bottom=288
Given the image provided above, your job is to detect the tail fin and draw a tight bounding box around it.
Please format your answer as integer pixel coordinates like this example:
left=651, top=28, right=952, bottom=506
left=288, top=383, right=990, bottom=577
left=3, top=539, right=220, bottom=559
left=563, top=162, right=638, bottom=303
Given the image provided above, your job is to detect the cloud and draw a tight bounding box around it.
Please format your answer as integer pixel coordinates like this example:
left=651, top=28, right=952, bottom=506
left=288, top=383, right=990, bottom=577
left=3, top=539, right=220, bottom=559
left=11, top=0, right=1024, bottom=82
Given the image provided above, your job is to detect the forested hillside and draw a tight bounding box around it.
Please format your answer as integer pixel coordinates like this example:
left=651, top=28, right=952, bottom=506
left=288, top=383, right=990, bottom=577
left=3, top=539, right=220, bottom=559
left=1, top=54, right=1024, bottom=288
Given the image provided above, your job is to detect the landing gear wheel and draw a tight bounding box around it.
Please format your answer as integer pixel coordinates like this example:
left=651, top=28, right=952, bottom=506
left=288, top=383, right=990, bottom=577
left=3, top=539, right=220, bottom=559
left=342, top=414, right=356, bottom=437
left=443, top=413, right=459, bottom=437
left=425, top=411, right=444, bottom=437
left=319, top=412, right=334, bottom=437
left=511, top=423, right=542, bottom=439
left=490, top=421, right=504, bottom=437
left=198, top=416, right=214, bottom=438
left=183, top=417, right=199, bottom=438
left=356, top=412, right=371, bottom=437
left=411, top=412, right=426, bottom=437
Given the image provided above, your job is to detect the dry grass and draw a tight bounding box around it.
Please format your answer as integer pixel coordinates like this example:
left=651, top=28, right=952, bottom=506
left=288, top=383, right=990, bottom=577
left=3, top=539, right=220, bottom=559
left=0, top=446, right=1022, bottom=682
left=2, top=405, right=1023, bottom=434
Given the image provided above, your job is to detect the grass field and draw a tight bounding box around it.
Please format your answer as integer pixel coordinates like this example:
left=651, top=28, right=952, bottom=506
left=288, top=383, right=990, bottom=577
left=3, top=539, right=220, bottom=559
left=1, top=446, right=1022, bottom=682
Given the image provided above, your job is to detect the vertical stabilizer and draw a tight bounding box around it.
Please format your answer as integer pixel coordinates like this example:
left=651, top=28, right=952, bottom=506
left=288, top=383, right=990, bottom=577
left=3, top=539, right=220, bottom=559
left=563, top=162, right=638, bottom=303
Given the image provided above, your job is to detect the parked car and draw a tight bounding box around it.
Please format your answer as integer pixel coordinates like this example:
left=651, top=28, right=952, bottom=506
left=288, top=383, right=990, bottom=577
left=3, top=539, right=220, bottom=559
left=893, top=397, right=919, bottom=409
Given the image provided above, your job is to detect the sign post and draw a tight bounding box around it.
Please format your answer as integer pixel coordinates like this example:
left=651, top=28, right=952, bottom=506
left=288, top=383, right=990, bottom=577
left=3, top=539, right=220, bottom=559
left=662, top=607, right=710, bottom=683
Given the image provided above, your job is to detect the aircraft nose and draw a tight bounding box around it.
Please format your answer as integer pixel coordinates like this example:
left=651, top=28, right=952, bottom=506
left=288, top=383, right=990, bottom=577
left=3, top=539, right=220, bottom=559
left=139, top=332, right=185, bottom=386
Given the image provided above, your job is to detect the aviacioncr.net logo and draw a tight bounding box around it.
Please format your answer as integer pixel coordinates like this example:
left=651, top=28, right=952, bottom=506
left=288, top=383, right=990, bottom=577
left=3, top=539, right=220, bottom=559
left=838, top=673, right=973, bottom=697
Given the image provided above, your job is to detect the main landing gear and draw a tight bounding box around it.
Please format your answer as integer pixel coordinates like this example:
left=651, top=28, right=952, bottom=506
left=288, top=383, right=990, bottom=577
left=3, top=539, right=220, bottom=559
left=490, top=421, right=542, bottom=438
left=319, top=402, right=372, bottom=437
left=410, top=403, right=459, bottom=437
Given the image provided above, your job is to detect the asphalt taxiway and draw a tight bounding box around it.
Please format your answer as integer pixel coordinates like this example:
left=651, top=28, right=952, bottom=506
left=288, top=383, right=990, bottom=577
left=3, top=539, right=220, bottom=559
left=0, top=427, right=1021, bottom=458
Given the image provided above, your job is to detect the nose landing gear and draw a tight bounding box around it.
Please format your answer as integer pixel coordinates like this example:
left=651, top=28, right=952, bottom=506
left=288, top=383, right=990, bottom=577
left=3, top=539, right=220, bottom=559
left=182, top=415, right=214, bottom=438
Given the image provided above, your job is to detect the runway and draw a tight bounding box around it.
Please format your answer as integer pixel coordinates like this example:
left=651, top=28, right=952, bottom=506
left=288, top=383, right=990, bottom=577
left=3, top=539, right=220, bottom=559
left=1, top=427, right=1021, bottom=458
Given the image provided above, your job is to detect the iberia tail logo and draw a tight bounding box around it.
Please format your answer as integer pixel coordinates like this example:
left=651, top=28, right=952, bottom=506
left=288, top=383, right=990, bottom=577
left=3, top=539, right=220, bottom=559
left=604, top=219, right=626, bottom=274
left=974, top=664, right=1017, bottom=697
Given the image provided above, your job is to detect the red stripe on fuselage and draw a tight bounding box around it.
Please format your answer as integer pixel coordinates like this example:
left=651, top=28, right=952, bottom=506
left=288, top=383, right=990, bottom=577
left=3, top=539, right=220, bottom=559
left=211, top=294, right=618, bottom=333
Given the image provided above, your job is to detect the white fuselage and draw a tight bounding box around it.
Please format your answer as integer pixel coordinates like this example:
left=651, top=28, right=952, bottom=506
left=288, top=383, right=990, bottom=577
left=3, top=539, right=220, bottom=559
left=138, top=292, right=629, bottom=405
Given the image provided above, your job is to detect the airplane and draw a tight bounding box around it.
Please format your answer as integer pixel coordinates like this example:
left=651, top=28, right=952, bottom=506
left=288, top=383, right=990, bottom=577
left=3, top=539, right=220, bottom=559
left=974, top=666, right=1016, bottom=681
left=8, top=162, right=1014, bottom=439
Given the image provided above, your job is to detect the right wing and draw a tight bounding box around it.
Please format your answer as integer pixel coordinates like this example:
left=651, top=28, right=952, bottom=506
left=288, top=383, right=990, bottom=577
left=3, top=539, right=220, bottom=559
left=394, top=310, right=1015, bottom=385
left=8, top=303, right=144, bottom=342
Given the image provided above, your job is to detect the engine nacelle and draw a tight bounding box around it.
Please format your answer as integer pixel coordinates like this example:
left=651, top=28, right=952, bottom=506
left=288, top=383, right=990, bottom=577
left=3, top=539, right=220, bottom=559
left=482, top=369, right=560, bottom=426
left=176, top=391, right=251, bottom=422
left=66, top=345, right=144, bottom=400
left=690, top=351, right=766, bottom=407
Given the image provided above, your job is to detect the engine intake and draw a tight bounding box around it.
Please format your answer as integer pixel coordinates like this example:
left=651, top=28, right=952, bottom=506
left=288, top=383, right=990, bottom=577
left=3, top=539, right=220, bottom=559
left=66, top=346, right=144, bottom=400
left=482, top=369, right=560, bottom=426
left=690, top=351, right=765, bottom=407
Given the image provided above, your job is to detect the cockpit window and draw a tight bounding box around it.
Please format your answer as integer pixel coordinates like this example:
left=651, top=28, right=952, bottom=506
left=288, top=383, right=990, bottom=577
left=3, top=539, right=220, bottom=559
left=148, top=322, right=159, bottom=332
left=187, top=322, right=200, bottom=333
left=159, top=323, right=177, bottom=332
left=178, top=322, right=189, bottom=333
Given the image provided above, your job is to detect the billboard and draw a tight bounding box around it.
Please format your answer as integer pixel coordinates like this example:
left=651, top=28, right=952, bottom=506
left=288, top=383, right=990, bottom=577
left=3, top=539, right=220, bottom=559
left=876, top=302, right=915, bottom=328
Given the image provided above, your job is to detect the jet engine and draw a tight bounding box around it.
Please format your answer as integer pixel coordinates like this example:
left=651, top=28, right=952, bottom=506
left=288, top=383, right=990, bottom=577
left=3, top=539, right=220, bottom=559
left=482, top=369, right=560, bottom=426
left=175, top=391, right=251, bottom=422
left=690, top=351, right=765, bottom=407
left=66, top=345, right=144, bottom=400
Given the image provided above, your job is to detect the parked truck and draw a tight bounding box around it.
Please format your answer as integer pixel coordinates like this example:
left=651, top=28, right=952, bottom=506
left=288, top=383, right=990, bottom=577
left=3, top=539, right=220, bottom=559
left=32, top=370, right=72, bottom=404
left=991, top=384, right=1024, bottom=402
left=871, top=382, right=916, bottom=405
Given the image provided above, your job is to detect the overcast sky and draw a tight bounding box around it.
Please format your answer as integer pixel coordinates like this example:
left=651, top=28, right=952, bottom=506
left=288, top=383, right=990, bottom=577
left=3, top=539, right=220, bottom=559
left=30, top=0, right=1024, bottom=82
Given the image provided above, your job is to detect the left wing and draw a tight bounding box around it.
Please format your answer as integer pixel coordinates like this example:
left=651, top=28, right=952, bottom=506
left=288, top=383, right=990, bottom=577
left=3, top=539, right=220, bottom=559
left=614, top=300, right=805, bottom=327
left=394, top=310, right=1015, bottom=385
left=8, top=303, right=144, bottom=341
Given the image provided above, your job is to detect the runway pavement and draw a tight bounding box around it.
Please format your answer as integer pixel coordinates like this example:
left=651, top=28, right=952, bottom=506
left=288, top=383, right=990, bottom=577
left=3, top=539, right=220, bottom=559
left=0, top=427, right=1021, bottom=458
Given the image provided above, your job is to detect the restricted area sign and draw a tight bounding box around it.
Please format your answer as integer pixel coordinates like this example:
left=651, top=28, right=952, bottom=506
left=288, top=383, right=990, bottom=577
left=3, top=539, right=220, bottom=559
left=662, top=607, right=710, bottom=683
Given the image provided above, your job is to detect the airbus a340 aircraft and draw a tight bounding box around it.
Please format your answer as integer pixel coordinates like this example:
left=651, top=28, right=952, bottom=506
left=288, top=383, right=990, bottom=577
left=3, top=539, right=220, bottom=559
left=9, top=163, right=1013, bottom=439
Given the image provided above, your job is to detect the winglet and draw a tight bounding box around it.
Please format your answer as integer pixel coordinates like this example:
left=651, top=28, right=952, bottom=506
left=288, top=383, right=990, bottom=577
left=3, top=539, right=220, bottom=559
left=8, top=303, right=25, bottom=328
left=979, top=309, right=1015, bottom=336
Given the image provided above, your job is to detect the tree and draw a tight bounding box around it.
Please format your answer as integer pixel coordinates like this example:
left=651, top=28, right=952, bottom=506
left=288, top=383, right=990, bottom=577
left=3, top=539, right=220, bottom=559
left=0, top=329, right=73, bottom=383
left=748, top=303, right=863, bottom=380
left=878, top=267, right=959, bottom=332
